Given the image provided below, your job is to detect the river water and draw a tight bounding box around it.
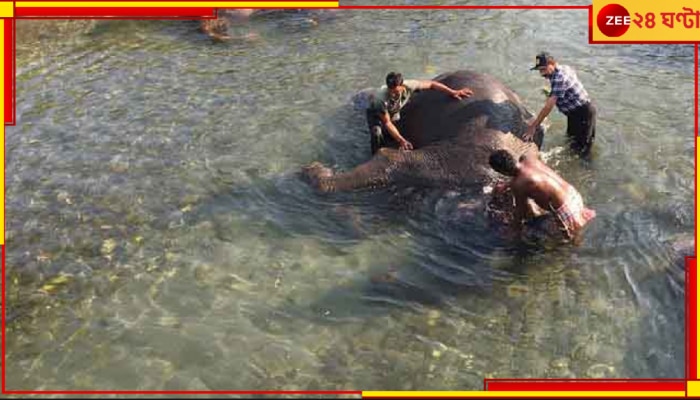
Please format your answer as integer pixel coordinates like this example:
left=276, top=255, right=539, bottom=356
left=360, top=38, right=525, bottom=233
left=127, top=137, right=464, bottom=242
left=5, top=6, right=693, bottom=392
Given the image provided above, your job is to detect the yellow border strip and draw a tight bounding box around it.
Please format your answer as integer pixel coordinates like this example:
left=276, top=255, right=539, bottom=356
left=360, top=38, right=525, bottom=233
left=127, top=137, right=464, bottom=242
left=16, top=2, right=338, bottom=8
left=0, top=19, right=4, bottom=246
left=362, top=391, right=686, bottom=398
left=0, top=2, right=12, bottom=17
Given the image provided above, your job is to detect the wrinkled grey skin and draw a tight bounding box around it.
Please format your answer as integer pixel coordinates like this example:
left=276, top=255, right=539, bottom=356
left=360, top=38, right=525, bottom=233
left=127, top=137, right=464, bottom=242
left=303, top=70, right=545, bottom=193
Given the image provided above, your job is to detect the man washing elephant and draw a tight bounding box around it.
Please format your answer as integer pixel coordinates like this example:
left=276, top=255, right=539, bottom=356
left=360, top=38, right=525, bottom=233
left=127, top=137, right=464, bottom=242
left=487, top=150, right=596, bottom=241
left=365, top=72, right=474, bottom=155
left=303, top=66, right=600, bottom=245
left=523, top=52, right=597, bottom=157
left=303, top=69, right=545, bottom=192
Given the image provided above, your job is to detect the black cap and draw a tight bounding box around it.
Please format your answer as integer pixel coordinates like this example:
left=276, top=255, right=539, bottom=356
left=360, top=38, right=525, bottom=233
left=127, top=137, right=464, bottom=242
left=530, top=52, right=552, bottom=70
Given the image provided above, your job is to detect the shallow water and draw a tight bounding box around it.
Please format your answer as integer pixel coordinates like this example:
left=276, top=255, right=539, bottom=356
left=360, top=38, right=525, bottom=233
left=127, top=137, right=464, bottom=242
left=5, top=7, right=693, bottom=392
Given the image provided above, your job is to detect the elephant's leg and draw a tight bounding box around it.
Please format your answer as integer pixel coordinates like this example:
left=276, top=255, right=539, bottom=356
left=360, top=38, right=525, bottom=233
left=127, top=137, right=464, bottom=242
left=302, top=131, right=540, bottom=193
left=302, top=148, right=420, bottom=193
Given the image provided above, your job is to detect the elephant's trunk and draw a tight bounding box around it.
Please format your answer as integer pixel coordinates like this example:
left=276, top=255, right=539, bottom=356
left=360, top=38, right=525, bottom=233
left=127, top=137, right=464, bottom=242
left=301, top=162, right=338, bottom=193
left=302, top=150, right=402, bottom=193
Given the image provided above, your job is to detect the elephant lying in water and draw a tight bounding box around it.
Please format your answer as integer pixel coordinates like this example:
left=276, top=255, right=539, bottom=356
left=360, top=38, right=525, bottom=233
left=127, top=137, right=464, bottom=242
left=302, top=70, right=545, bottom=194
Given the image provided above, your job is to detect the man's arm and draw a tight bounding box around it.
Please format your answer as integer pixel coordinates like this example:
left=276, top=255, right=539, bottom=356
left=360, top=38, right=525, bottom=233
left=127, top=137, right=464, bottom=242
left=413, top=80, right=473, bottom=99
left=524, top=95, right=557, bottom=141
left=533, top=95, right=557, bottom=128
left=511, top=183, right=531, bottom=229
left=380, top=112, right=413, bottom=151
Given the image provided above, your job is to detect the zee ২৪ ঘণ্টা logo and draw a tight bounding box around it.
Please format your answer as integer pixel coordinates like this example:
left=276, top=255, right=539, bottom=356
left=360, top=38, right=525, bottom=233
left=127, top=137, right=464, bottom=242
left=597, top=3, right=631, bottom=37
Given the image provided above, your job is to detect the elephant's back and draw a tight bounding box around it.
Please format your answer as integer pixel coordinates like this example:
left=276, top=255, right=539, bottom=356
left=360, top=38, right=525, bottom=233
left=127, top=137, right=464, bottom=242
left=433, top=70, right=516, bottom=102
left=397, top=70, right=532, bottom=148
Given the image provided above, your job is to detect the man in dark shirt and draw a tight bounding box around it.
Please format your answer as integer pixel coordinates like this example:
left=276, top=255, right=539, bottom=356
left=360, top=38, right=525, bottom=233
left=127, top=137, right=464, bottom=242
left=524, top=52, right=597, bottom=157
left=365, top=72, right=473, bottom=155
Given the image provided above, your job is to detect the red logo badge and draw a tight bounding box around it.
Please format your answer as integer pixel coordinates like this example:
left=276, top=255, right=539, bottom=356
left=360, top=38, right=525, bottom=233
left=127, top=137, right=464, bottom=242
left=597, top=3, right=631, bottom=37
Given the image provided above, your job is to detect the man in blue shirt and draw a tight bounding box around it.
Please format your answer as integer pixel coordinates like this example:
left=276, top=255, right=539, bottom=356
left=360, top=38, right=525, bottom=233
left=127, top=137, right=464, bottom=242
left=524, top=52, right=597, bottom=157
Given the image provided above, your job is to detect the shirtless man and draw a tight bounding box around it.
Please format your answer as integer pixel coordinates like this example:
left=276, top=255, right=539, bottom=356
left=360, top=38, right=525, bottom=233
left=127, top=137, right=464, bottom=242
left=487, top=150, right=596, bottom=241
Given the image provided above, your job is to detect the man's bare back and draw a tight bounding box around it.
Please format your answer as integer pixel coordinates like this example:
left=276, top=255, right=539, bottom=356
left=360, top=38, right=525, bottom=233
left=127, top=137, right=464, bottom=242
left=511, top=155, right=572, bottom=213
left=488, top=150, right=596, bottom=241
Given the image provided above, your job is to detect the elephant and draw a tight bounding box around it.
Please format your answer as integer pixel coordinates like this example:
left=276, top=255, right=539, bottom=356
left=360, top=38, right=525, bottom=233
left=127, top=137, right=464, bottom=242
left=302, top=70, right=546, bottom=195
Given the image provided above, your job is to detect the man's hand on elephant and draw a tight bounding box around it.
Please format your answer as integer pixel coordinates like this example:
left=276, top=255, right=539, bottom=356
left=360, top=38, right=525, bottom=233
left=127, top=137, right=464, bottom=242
left=523, top=123, right=538, bottom=142
left=399, top=139, right=414, bottom=151
left=452, top=88, right=473, bottom=100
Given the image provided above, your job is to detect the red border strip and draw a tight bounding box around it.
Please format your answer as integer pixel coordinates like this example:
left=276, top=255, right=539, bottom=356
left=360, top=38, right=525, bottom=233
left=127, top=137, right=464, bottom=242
left=4, top=18, right=13, bottom=126
left=485, top=381, right=685, bottom=392
left=16, top=7, right=216, bottom=18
